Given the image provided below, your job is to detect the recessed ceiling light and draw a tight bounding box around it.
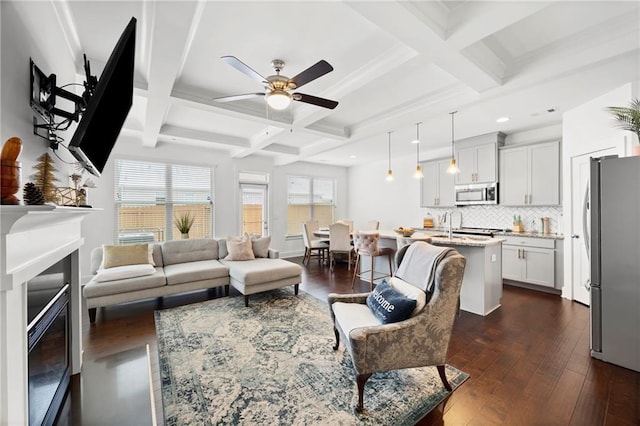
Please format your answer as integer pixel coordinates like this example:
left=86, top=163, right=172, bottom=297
left=350, top=155, right=357, bottom=159
left=496, top=116, right=510, bottom=123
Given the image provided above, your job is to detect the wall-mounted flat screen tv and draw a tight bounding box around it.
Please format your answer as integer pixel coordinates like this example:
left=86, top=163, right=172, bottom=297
left=68, top=17, right=136, bottom=177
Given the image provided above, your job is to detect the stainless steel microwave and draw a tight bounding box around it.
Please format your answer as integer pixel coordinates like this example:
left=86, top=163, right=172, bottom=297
left=455, top=182, right=498, bottom=205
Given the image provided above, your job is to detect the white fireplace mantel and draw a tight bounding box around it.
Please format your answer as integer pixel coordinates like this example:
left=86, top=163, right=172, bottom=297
left=0, top=205, right=94, bottom=425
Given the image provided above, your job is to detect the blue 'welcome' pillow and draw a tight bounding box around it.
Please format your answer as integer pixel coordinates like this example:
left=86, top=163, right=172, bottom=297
left=366, top=280, right=417, bottom=324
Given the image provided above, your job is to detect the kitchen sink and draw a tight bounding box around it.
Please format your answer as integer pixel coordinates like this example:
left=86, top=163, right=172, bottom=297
left=428, top=234, right=491, bottom=241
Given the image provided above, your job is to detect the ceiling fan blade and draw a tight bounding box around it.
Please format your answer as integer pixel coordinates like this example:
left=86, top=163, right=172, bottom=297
left=289, top=60, right=333, bottom=89
left=213, top=93, right=264, bottom=102
left=221, top=56, right=267, bottom=83
left=293, top=93, right=338, bottom=110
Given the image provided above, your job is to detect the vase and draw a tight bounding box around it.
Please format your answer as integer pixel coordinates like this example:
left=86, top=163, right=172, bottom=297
left=181, top=233, right=189, bottom=239
left=0, top=160, right=21, bottom=205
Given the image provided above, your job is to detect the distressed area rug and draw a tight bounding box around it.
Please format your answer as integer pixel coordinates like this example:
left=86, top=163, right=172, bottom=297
left=155, top=288, right=468, bottom=425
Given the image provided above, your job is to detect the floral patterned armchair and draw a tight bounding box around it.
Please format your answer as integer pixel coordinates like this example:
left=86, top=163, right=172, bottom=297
left=328, top=242, right=466, bottom=412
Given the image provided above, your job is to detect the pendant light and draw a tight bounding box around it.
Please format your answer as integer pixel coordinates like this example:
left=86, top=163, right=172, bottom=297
left=446, top=111, right=460, bottom=174
left=413, top=122, right=424, bottom=179
left=386, top=131, right=394, bottom=181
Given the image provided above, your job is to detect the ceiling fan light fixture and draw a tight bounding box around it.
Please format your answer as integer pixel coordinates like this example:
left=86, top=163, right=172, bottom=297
left=266, top=90, right=291, bottom=110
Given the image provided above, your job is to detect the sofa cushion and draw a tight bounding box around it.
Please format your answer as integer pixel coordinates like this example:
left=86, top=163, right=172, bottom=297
left=218, top=239, right=229, bottom=259
left=220, top=258, right=301, bottom=286
left=94, top=264, right=156, bottom=282
left=161, top=239, right=219, bottom=265
left=332, top=302, right=381, bottom=335
left=163, top=259, right=229, bottom=286
left=83, top=268, right=166, bottom=298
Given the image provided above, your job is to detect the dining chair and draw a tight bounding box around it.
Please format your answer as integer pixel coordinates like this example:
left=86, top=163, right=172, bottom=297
left=329, top=222, right=353, bottom=271
left=364, top=220, right=380, bottom=230
left=336, top=219, right=354, bottom=233
left=351, top=232, right=393, bottom=291
left=302, top=221, right=329, bottom=266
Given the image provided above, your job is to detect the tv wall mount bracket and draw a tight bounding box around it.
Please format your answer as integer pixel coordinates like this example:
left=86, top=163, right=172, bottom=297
left=30, top=56, right=97, bottom=150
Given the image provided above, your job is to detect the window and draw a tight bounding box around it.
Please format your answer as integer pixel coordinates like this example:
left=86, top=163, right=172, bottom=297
left=115, top=159, right=212, bottom=243
left=286, top=175, right=335, bottom=235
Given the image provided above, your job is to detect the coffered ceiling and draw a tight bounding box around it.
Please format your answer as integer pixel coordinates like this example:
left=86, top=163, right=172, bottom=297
left=50, top=1, right=639, bottom=166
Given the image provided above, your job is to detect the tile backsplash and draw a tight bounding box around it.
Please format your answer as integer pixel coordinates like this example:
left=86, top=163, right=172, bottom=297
left=425, top=205, right=564, bottom=235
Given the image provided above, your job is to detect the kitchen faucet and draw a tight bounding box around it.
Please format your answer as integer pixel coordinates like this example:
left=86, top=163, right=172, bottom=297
left=443, top=211, right=463, bottom=239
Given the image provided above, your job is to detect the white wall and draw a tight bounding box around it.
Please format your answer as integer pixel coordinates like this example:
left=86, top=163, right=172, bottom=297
left=0, top=1, right=79, bottom=176
left=561, top=82, right=639, bottom=299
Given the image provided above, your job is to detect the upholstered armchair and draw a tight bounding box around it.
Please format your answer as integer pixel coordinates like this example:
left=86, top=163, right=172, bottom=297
left=328, top=242, right=466, bottom=412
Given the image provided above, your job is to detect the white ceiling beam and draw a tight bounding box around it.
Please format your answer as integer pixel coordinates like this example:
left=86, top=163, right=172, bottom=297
left=346, top=1, right=502, bottom=92
left=160, top=124, right=250, bottom=148
left=446, top=2, right=553, bottom=50
left=169, top=90, right=349, bottom=142
left=50, top=0, right=83, bottom=73
left=142, top=1, right=205, bottom=148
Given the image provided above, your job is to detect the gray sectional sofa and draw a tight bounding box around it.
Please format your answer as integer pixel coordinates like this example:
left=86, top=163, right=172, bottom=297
left=83, top=238, right=302, bottom=322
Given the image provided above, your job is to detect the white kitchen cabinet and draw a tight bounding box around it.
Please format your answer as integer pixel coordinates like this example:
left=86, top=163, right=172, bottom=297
left=454, top=132, right=505, bottom=185
left=420, top=159, right=454, bottom=207
left=502, top=236, right=557, bottom=288
left=499, top=141, right=560, bottom=206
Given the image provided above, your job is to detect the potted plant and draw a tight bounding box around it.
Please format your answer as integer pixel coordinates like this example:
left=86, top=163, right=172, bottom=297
left=607, top=98, right=640, bottom=154
left=174, top=212, right=195, bottom=239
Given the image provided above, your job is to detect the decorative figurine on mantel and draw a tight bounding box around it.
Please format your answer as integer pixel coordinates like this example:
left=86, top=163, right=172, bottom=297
left=31, top=152, right=59, bottom=204
left=23, top=182, right=45, bottom=205
left=0, top=137, right=23, bottom=205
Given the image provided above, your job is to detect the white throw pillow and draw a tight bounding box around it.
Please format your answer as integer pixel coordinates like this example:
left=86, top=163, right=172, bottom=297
left=389, top=276, right=427, bottom=317
left=94, top=264, right=156, bottom=282
left=225, top=234, right=255, bottom=261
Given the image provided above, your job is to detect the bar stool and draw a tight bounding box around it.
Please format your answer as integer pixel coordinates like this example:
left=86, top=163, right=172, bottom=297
left=351, top=232, right=393, bottom=291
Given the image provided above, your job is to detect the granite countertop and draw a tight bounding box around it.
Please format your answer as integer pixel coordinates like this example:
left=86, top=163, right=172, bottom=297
left=493, top=231, right=564, bottom=240
left=379, top=230, right=505, bottom=248
left=416, top=227, right=564, bottom=240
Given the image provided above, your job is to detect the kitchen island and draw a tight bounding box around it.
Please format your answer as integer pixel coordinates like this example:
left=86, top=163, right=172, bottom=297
left=373, top=231, right=504, bottom=316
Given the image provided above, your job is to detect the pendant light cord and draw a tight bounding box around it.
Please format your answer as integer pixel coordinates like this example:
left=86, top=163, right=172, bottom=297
left=450, top=111, right=457, bottom=157
left=388, top=131, right=392, bottom=169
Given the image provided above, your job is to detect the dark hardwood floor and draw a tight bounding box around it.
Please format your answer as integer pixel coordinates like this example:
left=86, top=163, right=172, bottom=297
left=61, top=256, right=639, bottom=425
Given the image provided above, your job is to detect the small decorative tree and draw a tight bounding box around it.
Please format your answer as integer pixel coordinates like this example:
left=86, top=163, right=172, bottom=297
left=31, top=153, right=59, bottom=203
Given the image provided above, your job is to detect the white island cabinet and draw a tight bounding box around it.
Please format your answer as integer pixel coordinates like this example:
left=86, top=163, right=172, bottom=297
left=429, top=236, right=504, bottom=316
left=364, top=232, right=504, bottom=317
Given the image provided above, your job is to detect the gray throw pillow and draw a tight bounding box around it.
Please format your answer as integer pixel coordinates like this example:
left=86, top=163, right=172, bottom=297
left=251, top=235, right=271, bottom=258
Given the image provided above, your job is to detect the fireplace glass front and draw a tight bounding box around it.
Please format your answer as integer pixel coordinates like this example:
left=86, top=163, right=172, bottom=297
left=27, top=260, right=70, bottom=426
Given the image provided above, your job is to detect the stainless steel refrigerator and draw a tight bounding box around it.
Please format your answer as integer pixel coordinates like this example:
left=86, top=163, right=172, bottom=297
left=590, top=155, right=640, bottom=372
